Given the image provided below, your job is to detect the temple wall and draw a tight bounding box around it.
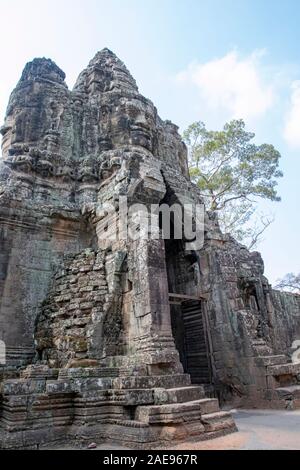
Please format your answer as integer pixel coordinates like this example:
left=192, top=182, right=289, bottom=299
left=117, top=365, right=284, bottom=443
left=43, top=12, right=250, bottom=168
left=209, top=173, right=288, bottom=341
left=0, top=205, right=93, bottom=366
left=36, top=249, right=108, bottom=368
left=269, top=290, right=300, bottom=355
left=196, top=239, right=300, bottom=403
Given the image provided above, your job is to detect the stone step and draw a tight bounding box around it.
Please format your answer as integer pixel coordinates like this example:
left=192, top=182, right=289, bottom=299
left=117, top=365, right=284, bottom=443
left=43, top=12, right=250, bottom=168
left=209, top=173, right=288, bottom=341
left=190, top=398, right=220, bottom=414
left=252, top=340, right=273, bottom=356
left=272, top=385, right=300, bottom=409
left=58, top=367, right=131, bottom=379
left=267, top=362, right=300, bottom=377
left=201, top=411, right=237, bottom=433
left=135, top=398, right=220, bottom=424
left=255, top=355, right=289, bottom=367
left=104, top=418, right=149, bottom=428
left=276, top=385, right=300, bottom=399
left=57, top=369, right=190, bottom=388
left=113, top=374, right=191, bottom=390
left=20, top=366, right=59, bottom=379
left=154, top=386, right=205, bottom=404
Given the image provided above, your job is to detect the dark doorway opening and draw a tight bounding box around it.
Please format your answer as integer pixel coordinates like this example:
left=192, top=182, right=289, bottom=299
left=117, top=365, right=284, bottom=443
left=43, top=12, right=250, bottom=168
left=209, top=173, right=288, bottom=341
left=161, top=190, right=213, bottom=387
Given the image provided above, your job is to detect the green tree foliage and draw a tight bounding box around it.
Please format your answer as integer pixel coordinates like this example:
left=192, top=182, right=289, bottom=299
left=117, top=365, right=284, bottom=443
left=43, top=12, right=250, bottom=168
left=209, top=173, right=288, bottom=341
left=183, top=119, right=283, bottom=248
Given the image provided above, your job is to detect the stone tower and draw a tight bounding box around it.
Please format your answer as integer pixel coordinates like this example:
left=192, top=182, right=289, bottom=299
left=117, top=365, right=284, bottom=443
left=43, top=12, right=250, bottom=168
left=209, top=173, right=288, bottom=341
left=0, top=50, right=299, bottom=449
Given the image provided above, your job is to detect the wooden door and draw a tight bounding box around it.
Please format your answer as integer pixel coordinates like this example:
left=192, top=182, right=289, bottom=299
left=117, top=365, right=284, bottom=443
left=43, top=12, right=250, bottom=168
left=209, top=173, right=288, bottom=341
left=181, top=300, right=211, bottom=384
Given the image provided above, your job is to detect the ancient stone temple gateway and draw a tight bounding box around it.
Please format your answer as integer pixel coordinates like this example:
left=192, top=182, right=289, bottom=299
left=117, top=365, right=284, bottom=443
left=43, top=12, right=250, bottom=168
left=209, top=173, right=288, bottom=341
left=0, top=49, right=299, bottom=449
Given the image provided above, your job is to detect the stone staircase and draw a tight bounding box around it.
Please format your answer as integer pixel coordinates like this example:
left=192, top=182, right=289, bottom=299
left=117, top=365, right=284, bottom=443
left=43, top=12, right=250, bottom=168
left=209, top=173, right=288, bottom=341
left=69, top=373, right=236, bottom=446
left=0, top=365, right=237, bottom=449
left=136, top=389, right=234, bottom=436
left=255, top=354, right=300, bottom=409
left=266, top=361, right=300, bottom=409
left=96, top=384, right=236, bottom=448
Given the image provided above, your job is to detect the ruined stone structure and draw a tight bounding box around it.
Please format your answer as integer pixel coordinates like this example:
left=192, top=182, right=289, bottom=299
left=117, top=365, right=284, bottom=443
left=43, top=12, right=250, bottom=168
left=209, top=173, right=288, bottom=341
left=0, top=50, right=299, bottom=449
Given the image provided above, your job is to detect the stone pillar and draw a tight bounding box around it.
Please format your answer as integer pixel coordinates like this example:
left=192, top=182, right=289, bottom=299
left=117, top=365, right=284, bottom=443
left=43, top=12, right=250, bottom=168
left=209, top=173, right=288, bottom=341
left=128, top=238, right=182, bottom=372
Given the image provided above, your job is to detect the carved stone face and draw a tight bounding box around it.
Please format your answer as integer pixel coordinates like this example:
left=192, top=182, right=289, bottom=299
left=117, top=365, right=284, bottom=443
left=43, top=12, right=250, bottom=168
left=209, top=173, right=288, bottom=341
left=1, top=106, right=34, bottom=159
left=109, top=96, right=156, bottom=152
left=0, top=115, right=15, bottom=158
left=1, top=58, right=67, bottom=163
left=1, top=90, right=51, bottom=159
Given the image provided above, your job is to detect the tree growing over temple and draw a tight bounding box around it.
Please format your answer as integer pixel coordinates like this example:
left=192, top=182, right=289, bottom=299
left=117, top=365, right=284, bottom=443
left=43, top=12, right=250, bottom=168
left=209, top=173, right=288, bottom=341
left=183, top=119, right=283, bottom=249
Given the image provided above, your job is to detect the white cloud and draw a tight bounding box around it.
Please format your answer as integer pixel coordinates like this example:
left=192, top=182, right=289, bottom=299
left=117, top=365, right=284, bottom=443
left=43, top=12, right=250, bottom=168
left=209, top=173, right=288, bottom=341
left=177, top=50, right=274, bottom=121
left=284, top=81, right=300, bottom=148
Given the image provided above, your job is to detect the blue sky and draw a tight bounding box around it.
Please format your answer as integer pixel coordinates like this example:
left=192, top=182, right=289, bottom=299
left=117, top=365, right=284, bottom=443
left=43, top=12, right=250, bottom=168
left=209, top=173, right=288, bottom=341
left=1, top=0, right=299, bottom=283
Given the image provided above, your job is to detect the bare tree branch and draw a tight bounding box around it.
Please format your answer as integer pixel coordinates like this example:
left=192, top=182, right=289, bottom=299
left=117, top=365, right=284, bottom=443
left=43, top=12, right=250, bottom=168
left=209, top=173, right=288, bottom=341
left=247, top=215, right=274, bottom=251
left=275, top=273, right=300, bottom=294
